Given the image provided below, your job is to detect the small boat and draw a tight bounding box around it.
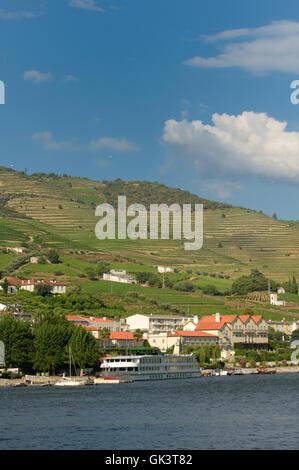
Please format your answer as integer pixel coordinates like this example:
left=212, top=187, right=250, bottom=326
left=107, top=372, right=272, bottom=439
left=54, top=346, right=84, bottom=386
left=55, top=379, right=83, bottom=387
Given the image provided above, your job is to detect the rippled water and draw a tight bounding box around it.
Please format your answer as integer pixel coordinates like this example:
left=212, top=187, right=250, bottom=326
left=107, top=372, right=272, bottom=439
left=0, top=373, right=298, bottom=450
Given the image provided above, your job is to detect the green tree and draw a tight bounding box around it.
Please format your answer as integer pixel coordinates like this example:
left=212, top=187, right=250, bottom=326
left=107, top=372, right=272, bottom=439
left=69, top=326, right=100, bottom=370
left=35, top=283, right=53, bottom=297
left=85, top=267, right=96, bottom=280
left=133, top=329, right=144, bottom=346
left=1, top=278, right=9, bottom=294
left=99, top=327, right=111, bottom=351
left=33, top=319, right=73, bottom=374
left=0, top=314, right=33, bottom=368
left=48, top=250, right=60, bottom=264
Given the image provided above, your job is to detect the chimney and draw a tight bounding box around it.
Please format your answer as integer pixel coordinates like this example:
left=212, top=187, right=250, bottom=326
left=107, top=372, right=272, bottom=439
left=193, top=315, right=199, bottom=324
left=215, top=312, right=220, bottom=322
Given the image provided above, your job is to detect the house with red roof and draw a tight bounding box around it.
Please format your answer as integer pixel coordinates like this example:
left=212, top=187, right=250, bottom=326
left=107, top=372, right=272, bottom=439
left=66, top=315, right=123, bottom=331
left=167, top=330, right=219, bottom=354
left=195, top=313, right=268, bottom=351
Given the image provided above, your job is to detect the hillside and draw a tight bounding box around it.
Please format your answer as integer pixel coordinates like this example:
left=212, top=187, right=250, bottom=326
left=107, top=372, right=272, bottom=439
left=1, top=166, right=299, bottom=281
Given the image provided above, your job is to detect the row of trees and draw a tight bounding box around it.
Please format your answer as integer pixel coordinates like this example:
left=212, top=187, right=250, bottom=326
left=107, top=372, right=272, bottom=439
left=0, top=313, right=101, bottom=374
left=231, top=269, right=298, bottom=295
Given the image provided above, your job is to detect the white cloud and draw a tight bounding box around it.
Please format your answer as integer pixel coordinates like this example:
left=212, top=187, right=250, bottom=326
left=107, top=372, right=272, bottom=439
left=162, top=111, right=299, bottom=183
left=185, top=20, right=299, bottom=74
left=89, top=137, right=140, bottom=152
left=32, top=132, right=75, bottom=151
left=24, top=70, right=53, bottom=83
left=0, top=8, right=42, bottom=20
left=200, top=181, right=243, bottom=199
left=64, top=74, right=79, bottom=82
left=69, top=0, right=104, bottom=12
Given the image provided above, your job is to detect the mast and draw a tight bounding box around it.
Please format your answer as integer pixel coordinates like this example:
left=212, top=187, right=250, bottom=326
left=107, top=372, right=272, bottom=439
left=69, top=345, right=71, bottom=378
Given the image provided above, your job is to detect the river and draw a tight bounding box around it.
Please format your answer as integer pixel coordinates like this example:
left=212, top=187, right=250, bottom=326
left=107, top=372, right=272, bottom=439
left=0, top=373, right=298, bottom=450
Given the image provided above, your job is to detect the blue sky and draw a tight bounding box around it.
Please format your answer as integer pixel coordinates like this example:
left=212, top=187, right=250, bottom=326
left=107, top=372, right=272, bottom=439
left=2, top=0, right=299, bottom=219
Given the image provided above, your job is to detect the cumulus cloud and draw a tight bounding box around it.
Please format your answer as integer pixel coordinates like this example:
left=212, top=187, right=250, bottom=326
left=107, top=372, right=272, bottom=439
left=185, top=20, right=299, bottom=74
left=89, top=137, right=140, bottom=152
left=69, top=0, right=104, bottom=12
left=24, top=70, right=53, bottom=83
left=32, top=132, right=76, bottom=151
left=162, top=111, right=299, bottom=183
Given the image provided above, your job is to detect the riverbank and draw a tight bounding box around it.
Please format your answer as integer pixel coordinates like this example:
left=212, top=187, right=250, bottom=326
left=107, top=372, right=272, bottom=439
left=0, top=366, right=298, bottom=387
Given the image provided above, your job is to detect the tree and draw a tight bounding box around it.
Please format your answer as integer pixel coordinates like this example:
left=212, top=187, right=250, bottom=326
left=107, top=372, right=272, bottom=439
left=202, top=284, right=220, bottom=296
left=173, top=281, right=194, bottom=292
left=0, top=314, right=33, bottom=368
left=33, top=317, right=73, bottom=374
left=1, top=278, right=9, bottom=294
left=99, top=327, right=111, bottom=351
left=133, top=329, right=144, bottom=346
left=35, top=283, right=53, bottom=297
left=48, top=250, right=60, bottom=264
left=69, top=326, right=100, bottom=370
left=85, top=267, right=96, bottom=280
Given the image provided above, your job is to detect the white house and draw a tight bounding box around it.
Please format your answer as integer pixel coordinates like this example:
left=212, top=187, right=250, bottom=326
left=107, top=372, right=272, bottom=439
left=103, top=269, right=137, bottom=284
left=6, top=247, right=26, bottom=254
left=157, top=266, right=175, bottom=274
left=277, top=287, right=285, bottom=294
left=268, top=320, right=299, bottom=335
left=125, top=313, right=192, bottom=334
left=182, top=316, right=198, bottom=331
left=19, top=279, right=66, bottom=294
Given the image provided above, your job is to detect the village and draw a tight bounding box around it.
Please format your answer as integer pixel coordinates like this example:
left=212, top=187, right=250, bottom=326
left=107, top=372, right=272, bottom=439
left=0, top=257, right=299, bottom=385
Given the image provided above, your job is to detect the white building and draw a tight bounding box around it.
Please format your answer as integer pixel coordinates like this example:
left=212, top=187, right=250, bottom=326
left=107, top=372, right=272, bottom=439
left=19, top=279, right=66, bottom=294
left=183, top=316, right=198, bottom=331
left=157, top=266, right=175, bottom=274
left=125, top=313, right=192, bottom=334
left=277, top=287, right=285, bottom=294
left=268, top=320, right=299, bottom=335
left=103, top=269, right=137, bottom=284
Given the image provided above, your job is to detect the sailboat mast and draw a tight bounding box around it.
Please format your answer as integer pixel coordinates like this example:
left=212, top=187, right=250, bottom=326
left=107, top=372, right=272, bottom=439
left=69, top=345, right=71, bottom=378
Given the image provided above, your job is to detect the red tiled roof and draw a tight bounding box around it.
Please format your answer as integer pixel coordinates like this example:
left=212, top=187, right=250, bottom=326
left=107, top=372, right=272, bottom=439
left=0, top=277, right=22, bottom=285
left=168, top=331, right=217, bottom=337
left=20, top=279, right=66, bottom=286
left=110, top=331, right=135, bottom=340
left=196, top=314, right=264, bottom=331
left=90, top=317, right=113, bottom=323
left=66, top=315, right=87, bottom=321
left=80, top=325, right=101, bottom=331
left=196, top=316, right=236, bottom=331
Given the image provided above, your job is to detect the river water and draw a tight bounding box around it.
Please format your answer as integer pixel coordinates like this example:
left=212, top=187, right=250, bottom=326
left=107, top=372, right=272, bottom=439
left=0, top=373, right=298, bottom=450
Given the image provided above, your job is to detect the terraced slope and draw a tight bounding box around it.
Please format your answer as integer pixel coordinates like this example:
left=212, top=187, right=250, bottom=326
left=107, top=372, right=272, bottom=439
left=1, top=166, right=299, bottom=280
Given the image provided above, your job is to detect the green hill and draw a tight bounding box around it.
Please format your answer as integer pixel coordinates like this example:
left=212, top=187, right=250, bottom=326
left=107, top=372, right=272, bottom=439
left=1, top=166, right=299, bottom=281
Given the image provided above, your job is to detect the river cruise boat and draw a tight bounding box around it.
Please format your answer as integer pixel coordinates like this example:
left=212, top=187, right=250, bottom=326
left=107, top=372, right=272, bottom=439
left=100, top=354, right=202, bottom=381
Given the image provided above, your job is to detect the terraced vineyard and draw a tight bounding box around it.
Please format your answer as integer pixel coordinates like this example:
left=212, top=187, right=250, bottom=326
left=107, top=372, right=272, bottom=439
left=1, top=166, right=299, bottom=281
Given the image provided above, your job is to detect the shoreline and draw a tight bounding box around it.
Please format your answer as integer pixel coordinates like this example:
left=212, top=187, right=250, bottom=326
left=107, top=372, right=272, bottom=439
left=0, top=366, right=298, bottom=387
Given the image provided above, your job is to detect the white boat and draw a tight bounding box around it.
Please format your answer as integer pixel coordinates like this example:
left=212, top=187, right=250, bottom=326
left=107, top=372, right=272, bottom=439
left=100, top=353, right=202, bottom=381
left=54, top=346, right=84, bottom=386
